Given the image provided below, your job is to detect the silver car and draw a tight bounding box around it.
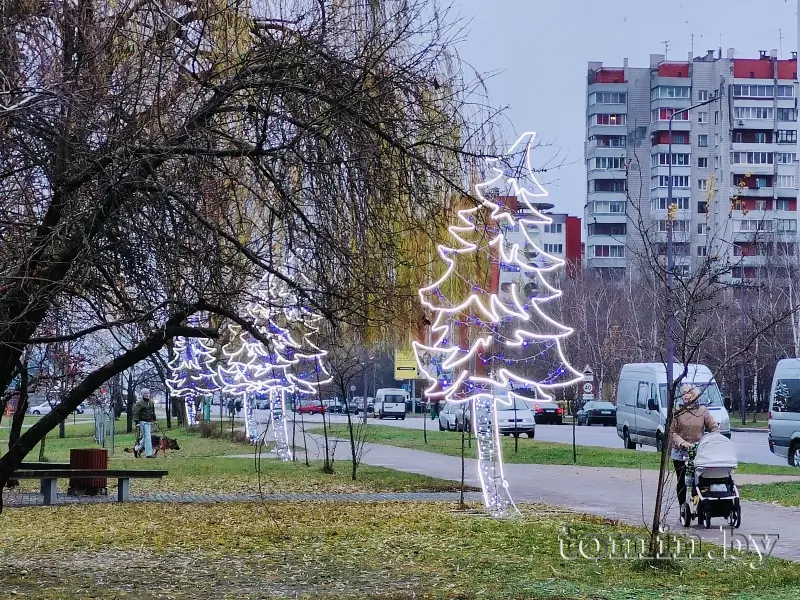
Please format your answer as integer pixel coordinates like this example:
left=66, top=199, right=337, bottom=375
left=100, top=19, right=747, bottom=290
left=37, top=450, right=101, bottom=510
left=768, top=358, right=800, bottom=466
left=438, top=402, right=457, bottom=431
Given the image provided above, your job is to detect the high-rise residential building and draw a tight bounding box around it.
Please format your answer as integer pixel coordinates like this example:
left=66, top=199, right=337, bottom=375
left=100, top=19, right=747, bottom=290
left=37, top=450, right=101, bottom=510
left=585, top=49, right=800, bottom=281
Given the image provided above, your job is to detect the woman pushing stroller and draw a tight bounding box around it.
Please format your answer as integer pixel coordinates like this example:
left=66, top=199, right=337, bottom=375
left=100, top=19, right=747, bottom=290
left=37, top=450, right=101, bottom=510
left=669, top=384, right=719, bottom=506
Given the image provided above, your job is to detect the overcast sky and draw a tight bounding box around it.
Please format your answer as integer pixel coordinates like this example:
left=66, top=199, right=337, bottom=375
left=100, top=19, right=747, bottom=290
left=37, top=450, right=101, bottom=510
left=452, top=0, right=799, bottom=218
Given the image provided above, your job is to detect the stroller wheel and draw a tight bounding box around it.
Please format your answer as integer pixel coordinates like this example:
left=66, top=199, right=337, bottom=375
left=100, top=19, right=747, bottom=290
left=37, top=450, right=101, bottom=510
left=729, top=504, right=741, bottom=529
left=701, top=503, right=712, bottom=529
left=680, top=503, right=692, bottom=527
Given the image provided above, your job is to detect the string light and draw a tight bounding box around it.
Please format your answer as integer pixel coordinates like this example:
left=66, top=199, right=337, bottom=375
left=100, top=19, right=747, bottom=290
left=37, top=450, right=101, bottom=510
left=166, top=313, right=217, bottom=427
left=413, top=131, right=583, bottom=517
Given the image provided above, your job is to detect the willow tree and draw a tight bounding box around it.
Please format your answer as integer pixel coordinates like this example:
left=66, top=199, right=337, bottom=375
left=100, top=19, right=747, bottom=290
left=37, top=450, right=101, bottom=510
left=0, top=0, right=499, bottom=501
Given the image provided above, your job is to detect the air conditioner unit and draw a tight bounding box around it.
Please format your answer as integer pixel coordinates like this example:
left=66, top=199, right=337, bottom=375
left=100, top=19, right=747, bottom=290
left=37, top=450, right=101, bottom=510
left=737, top=120, right=745, bottom=126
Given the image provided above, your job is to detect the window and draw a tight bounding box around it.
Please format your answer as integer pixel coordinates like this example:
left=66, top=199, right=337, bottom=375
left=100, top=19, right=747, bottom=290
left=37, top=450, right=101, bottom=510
left=734, top=106, right=774, bottom=120
left=544, top=243, right=563, bottom=254
left=657, top=220, right=690, bottom=233
left=592, top=200, right=626, bottom=213
left=697, top=179, right=707, bottom=191
left=698, top=201, right=708, bottom=213
left=697, top=111, right=708, bottom=123
left=777, top=153, right=798, bottom=164
left=778, top=219, right=798, bottom=233
left=698, top=90, right=709, bottom=101
left=651, top=153, right=690, bottom=166
left=778, top=242, right=796, bottom=255
left=652, top=197, right=689, bottom=210
left=651, top=108, right=688, bottom=122
left=714, top=110, right=719, bottom=124
left=591, top=114, right=626, bottom=126
left=587, top=223, right=626, bottom=236
left=730, top=152, right=774, bottom=164
left=698, top=135, right=708, bottom=147
left=593, top=245, right=625, bottom=258
left=651, top=86, right=690, bottom=99
left=672, top=134, right=687, bottom=144
left=776, top=199, right=793, bottom=211
left=697, top=245, right=708, bottom=257
left=777, top=130, right=797, bottom=143
left=755, top=132, right=768, bottom=143
left=778, top=108, right=798, bottom=121
left=543, top=223, right=563, bottom=234
left=697, top=223, right=708, bottom=235
left=698, top=157, right=708, bottom=168
left=778, top=85, right=795, bottom=98
left=737, top=219, right=773, bottom=232
left=734, top=132, right=743, bottom=143
left=732, top=84, right=775, bottom=97
left=594, top=156, right=626, bottom=170
left=589, top=135, right=627, bottom=148
left=652, top=175, right=689, bottom=188
left=590, top=179, right=626, bottom=192
left=777, top=175, right=795, bottom=188
left=589, top=92, right=627, bottom=104
left=755, top=200, right=767, bottom=211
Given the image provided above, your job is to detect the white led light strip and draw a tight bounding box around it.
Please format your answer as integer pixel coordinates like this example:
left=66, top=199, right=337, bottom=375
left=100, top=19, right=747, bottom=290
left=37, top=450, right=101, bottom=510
left=166, top=315, right=218, bottom=428
left=413, top=132, right=582, bottom=516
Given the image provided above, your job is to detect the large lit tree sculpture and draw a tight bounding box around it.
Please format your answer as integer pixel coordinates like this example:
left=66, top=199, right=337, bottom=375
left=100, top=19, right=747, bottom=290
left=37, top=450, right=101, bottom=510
left=413, top=132, right=583, bottom=516
left=166, top=314, right=217, bottom=426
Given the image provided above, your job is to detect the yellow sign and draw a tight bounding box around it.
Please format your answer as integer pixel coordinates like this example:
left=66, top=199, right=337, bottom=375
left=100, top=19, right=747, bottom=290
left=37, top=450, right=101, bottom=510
left=394, top=349, right=418, bottom=380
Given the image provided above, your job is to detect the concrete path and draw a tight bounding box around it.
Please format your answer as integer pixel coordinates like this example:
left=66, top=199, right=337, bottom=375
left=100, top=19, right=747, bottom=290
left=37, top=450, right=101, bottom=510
left=298, top=434, right=800, bottom=562
left=3, top=490, right=482, bottom=507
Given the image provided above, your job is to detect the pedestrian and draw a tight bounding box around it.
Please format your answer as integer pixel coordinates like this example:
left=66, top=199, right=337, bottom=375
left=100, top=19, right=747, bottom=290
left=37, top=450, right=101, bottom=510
left=132, top=389, right=158, bottom=458
left=669, top=384, right=719, bottom=506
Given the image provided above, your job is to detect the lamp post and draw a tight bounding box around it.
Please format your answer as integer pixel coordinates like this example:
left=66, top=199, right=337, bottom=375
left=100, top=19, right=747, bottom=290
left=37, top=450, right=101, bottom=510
left=665, top=91, right=720, bottom=407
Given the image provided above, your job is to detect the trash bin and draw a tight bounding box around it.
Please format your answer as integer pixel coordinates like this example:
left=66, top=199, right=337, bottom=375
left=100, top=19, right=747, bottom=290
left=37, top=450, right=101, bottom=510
left=68, top=448, right=108, bottom=496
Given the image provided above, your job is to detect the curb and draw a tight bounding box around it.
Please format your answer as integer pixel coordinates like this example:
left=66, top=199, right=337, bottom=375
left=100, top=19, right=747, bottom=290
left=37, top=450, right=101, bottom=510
left=731, top=427, right=769, bottom=433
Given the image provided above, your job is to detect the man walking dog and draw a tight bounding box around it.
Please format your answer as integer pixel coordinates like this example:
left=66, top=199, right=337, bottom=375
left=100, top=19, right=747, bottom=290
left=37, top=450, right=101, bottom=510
left=133, top=389, right=158, bottom=458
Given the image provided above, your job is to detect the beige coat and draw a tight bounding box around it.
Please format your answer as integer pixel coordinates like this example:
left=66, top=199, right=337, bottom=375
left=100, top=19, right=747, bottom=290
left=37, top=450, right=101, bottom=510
left=669, top=404, right=719, bottom=452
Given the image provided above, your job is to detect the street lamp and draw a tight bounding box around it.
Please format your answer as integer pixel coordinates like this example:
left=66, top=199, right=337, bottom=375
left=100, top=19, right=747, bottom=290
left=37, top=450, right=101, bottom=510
left=665, top=90, right=720, bottom=406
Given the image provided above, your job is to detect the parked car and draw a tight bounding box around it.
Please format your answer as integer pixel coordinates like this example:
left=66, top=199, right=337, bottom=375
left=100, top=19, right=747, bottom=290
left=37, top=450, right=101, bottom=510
left=438, top=402, right=458, bottom=431
left=576, top=401, right=616, bottom=426
left=27, top=402, right=52, bottom=415
left=768, top=358, right=800, bottom=466
left=524, top=399, right=563, bottom=425
left=295, top=400, right=326, bottom=415
left=374, top=388, right=408, bottom=420
left=478, top=396, right=536, bottom=438
left=616, top=362, right=731, bottom=452
left=73, top=403, right=86, bottom=415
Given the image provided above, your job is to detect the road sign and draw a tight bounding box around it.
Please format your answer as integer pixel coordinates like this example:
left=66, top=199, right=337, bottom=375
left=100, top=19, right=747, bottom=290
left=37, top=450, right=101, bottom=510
left=582, top=365, right=594, bottom=382
left=402, top=383, right=410, bottom=392
left=394, top=349, right=418, bottom=380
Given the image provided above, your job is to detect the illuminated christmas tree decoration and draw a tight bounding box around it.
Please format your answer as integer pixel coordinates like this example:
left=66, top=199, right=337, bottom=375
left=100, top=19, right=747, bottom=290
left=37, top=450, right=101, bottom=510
left=166, top=315, right=218, bottom=427
left=413, top=131, right=583, bottom=516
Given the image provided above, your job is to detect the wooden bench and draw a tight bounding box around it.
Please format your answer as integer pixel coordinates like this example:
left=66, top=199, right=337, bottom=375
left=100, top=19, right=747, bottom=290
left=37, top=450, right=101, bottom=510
left=12, top=469, right=168, bottom=505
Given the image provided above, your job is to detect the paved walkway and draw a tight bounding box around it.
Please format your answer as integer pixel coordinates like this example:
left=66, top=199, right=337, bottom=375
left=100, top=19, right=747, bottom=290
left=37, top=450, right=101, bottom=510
left=3, top=490, right=482, bottom=507
left=295, top=434, right=800, bottom=562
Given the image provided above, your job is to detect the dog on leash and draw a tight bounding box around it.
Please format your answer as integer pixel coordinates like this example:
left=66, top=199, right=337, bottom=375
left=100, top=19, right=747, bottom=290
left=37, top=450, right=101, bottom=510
left=124, top=435, right=180, bottom=458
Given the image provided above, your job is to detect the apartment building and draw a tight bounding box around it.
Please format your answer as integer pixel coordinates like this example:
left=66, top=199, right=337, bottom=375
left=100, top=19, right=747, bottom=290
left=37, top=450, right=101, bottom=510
left=495, top=196, right=581, bottom=298
left=585, top=48, right=800, bottom=281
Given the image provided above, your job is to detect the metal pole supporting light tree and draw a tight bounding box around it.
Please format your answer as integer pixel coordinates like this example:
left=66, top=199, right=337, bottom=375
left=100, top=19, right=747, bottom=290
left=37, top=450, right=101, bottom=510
left=413, top=132, right=583, bottom=517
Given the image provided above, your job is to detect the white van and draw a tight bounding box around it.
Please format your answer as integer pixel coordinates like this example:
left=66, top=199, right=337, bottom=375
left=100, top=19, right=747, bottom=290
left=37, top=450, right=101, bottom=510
left=616, top=363, right=731, bottom=451
left=768, top=358, right=800, bottom=466
left=373, top=388, right=408, bottom=420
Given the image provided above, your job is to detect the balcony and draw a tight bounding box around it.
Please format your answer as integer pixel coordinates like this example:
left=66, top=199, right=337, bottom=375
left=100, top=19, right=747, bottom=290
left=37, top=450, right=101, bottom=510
left=587, top=256, right=627, bottom=269
left=731, top=186, right=775, bottom=198
left=730, top=163, right=774, bottom=176
left=650, top=119, right=692, bottom=133
left=732, top=119, right=776, bottom=130
left=730, top=142, right=778, bottom=153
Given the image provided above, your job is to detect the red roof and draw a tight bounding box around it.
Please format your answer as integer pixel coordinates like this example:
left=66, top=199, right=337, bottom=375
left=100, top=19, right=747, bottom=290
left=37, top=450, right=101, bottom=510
left=595, top=69, right=625, bottom=83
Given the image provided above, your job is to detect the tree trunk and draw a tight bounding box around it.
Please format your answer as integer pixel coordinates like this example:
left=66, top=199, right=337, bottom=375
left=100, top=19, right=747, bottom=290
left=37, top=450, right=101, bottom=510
left=38, top=436, right=46, bottom=462
left=126, top=371, right=135, bottom=433
left=649, top=380, right=676, bottom=557
left=9, top=363, right=29, bottom=451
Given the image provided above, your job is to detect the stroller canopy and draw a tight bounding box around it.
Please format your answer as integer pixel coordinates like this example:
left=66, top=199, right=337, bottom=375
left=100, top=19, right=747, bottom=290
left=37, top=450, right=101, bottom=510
left=693, top=432, right=738, bottom=469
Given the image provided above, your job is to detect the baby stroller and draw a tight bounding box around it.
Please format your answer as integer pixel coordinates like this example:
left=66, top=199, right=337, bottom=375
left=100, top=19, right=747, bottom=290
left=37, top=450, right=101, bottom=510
left=679, top=432, right=741, bottom=529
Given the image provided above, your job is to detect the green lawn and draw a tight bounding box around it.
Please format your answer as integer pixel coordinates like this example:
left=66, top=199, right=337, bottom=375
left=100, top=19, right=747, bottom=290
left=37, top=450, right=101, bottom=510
left=740, top=482, right=800, bottom=507
left=0, top=501, right=797, bottom=599
left=1, top=422, right=473, bottom=496
left=316, top=425, right=800, bottom=476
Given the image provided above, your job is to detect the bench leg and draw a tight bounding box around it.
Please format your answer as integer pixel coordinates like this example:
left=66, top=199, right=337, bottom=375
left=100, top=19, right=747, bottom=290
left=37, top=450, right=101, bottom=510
left=41, top=478, right=57, bottom=506
left=117, top=478, right=130, bottom=502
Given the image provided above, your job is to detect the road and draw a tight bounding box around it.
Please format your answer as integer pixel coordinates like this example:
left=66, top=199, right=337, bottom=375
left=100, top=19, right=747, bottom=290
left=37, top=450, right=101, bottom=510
left=273, top=412, right=787, bottom=467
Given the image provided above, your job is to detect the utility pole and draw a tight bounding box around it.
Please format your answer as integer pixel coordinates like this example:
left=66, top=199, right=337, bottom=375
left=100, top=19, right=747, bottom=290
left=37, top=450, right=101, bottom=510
left=362, top=352, right=369, bottom=425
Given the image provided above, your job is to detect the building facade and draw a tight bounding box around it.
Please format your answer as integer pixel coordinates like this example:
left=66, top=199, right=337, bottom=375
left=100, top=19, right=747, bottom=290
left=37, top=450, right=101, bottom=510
left=585, top=49, right=800, bottom=281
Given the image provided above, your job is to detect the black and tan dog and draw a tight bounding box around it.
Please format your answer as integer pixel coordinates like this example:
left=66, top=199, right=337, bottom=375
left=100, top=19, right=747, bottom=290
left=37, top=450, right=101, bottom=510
left=124, top=435, right=180, bottom=458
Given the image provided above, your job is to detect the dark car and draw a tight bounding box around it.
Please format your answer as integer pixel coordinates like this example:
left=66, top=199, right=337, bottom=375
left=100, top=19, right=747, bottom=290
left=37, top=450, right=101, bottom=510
left=576, top=401, right=616, bottom=426
left=526, top=400, right=563, bottom=424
